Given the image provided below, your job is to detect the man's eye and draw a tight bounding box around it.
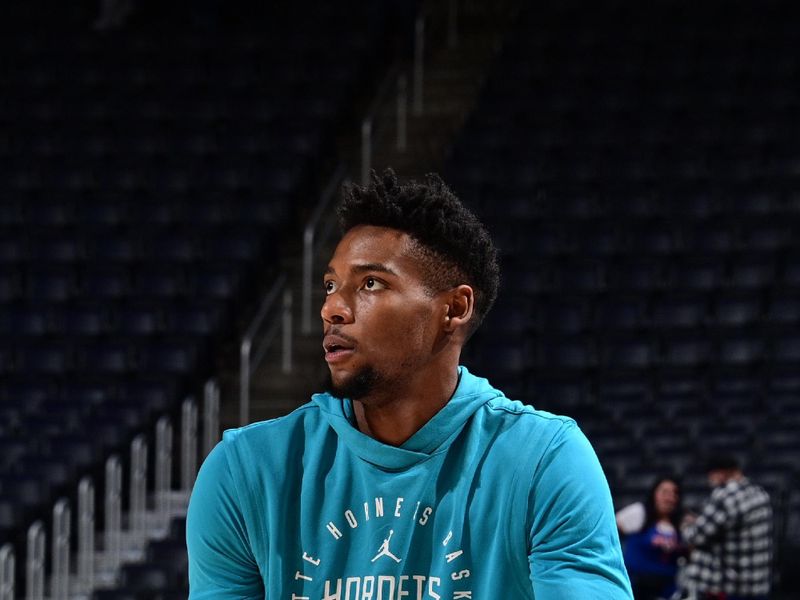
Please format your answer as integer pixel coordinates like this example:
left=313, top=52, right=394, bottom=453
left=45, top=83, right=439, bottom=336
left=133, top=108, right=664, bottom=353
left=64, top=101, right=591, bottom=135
left=364, top=277, right=385, bottom=291
left=324, top=281, right=336, bottom=295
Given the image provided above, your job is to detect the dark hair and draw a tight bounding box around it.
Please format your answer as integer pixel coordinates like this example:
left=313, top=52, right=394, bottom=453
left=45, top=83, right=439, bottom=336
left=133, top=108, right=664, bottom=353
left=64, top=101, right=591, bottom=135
left=705, top=454, right=740, bottom=473
left=337, top=169, right=500, bottom=337
left=643, top=475, right=683, bottom=531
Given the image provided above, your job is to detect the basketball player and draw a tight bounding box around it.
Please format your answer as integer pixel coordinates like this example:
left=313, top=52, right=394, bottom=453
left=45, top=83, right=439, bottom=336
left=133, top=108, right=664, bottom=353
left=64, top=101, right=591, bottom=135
left=187, top=170, right=632, bottom=598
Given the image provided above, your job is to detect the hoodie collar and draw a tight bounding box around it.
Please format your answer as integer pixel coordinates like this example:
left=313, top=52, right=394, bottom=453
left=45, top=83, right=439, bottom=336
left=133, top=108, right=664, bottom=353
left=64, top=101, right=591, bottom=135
left=312, top=366, right=501, bottom=471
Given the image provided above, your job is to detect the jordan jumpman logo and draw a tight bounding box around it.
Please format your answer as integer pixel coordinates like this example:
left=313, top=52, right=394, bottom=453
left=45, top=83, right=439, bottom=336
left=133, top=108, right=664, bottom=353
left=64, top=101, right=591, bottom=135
left=371, top=529, right=402, bottom=563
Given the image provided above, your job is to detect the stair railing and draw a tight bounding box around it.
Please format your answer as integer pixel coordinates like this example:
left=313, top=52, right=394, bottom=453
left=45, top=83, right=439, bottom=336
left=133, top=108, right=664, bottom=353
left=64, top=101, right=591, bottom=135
left=239, top=273, right=292, bottom=425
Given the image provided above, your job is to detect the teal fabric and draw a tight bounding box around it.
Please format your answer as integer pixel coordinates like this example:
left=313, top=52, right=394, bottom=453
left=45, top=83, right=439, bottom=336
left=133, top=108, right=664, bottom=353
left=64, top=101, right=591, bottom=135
left=187, top=367, right=632, bottom=599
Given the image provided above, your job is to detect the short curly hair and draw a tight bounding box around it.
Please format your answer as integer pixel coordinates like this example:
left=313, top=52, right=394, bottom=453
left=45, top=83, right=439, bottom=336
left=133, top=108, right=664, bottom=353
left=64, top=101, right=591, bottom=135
left=337, top=168, right=499, bottom=338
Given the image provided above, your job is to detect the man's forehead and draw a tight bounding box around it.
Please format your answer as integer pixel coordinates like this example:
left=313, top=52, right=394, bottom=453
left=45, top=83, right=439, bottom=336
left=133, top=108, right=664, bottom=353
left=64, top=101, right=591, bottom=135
left=329, top=225, right=416, bottom=268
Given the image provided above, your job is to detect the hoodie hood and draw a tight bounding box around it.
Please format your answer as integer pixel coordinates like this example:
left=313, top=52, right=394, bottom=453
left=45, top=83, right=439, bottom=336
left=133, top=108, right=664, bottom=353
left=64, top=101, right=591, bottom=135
left=311, top=366, right=503, bottom=471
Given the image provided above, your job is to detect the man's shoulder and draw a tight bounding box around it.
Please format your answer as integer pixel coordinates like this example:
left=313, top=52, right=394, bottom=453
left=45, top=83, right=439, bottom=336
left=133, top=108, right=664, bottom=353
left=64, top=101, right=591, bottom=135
left=482, top=393, right=576, bottom=430
left=221, top=401, right=326, bottom=451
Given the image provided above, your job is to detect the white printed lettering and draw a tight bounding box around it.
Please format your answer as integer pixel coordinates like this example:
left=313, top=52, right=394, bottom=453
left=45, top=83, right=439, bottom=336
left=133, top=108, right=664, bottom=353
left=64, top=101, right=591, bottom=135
left=412, top=501, right=420, bottom=520
left=375, top=497, right=384, bottom=518
left=451, top=570, right=470, bottom=581
left=364, top=501, right=370, bottom=521
left=291, top=595, right=310, bottom=600
left=445, top=550, right=463, bottom=563
left=442, top=531, right=452, bottom=546
left=377, top=575, right=396, bottom=600
left=398, top=575, right=410, bottom=599
left=323, top=578, right=342, bottom=600
left=302, top=551, right=320, bottom=566
left=326, top=522, right=343, bottom=540
left=418, top=507, right=432, bottom=526
left=395, top=497, right=404, bottom=517
left=363, top=576, right=375, bottom=600
left=345, top=510, right=358, bottom=529
left=294, top=570, right=312, bottom=581
left=345, top=577, right=361, bottom=600
left=453, top=592, right=472, bottom=599
left=428, top=577, right=441, bottom=600
left=412, top=575, right=426, bottom=600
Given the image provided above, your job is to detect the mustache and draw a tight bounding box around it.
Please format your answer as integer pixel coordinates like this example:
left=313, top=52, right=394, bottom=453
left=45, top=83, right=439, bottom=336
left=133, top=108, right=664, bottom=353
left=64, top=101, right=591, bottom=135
left=324, top=327, right=357, bottom=346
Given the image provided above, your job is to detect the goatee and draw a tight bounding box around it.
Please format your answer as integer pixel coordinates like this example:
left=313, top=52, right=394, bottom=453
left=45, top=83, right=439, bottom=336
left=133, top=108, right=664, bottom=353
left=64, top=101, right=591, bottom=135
left=324, top=366, right=381, bottom=401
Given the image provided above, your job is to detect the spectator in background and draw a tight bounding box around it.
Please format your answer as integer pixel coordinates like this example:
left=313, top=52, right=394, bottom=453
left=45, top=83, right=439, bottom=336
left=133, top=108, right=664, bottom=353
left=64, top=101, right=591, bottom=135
left=680, top=455, right=772, bottom=600
left=617, top=476, right=686, bottom=600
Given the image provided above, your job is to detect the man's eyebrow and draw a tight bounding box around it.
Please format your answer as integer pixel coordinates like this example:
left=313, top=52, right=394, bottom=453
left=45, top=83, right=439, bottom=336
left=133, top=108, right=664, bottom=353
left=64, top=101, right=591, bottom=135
left=351, top=262, right=398, bottom=276
left=324, top=263, right=398, bottom=277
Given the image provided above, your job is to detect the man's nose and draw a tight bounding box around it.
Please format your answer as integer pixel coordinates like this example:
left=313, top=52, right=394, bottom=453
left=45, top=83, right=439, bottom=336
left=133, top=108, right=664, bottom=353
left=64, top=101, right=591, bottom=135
left=321, top=291, right=353, bottom=324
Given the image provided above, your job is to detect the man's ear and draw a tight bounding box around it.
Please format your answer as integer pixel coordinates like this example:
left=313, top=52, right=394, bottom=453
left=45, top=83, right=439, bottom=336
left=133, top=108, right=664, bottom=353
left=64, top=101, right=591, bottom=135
left=443, top=284, right=474, bottom=335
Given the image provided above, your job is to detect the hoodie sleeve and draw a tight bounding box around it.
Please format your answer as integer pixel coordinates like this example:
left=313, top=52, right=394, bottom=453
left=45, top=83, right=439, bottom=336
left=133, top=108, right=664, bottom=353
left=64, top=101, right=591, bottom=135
left=527, top=421, right=633, bottom=599
left=187, top=440, right=265, bottom=599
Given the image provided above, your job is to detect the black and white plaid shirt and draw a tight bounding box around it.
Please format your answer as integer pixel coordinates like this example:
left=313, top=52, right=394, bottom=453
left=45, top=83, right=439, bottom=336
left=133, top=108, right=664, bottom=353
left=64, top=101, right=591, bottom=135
left=681, top=477, right=772, bottom=597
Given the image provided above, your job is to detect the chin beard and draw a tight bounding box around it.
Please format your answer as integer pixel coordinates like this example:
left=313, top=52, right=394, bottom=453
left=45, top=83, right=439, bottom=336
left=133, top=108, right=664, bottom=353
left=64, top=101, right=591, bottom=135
left=324, top=366, right=381, bottom=401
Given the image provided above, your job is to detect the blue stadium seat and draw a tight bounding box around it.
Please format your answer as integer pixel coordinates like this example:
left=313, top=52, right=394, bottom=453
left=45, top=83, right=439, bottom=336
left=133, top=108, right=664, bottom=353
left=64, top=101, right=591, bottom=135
left=740, top=220, right=793, bottom=252
left=771, top=333, right=800, bottom=365
left=661, top=334, right=712, bottom=369
left=133, top=264, right=186, bottom=298
left=599, top=336, right=655, bottom=370
left=0, top=271, right=22, bottom=302
left=59, top=303, right=112, bottom=336
left=593, top=295, right=648, bottom=331
left=140, top=339, right=199, bottom=375
left=713, top=292, right=762, bottom=328
left=728, top=255, right=776, bottom=290
left=0, top=305, right=51, bottom=336
left=17, top=341, right=73, bottom=374
left=682, top=222, right=737, bottom=254
left=669, top=256, right=726, bottom=291
left=25, top=265, right=76, bottom=302
left=29, top=233, right=83, bottom=263
left=191, top=263, right=242, bottom=299
left=538, top=297, right=589, bottom=334
left=120, top=563, right=179, bottom=593
left=555, top=258, right=605, bottom=292
left=80, top=265, right=132, bottom=300
left=606, top=258, right=664, bottom=291
left=652, top=292, right=708, bottom=329
left=766, top=292, right=800, bottom=325
left=113, top=301, right=165, bottom=336
left=716, top=334, right=764, bottom=366
left=539, top=335, right=594, bottom=370
left=481, top=298, right=532, bottom=338
left=79, top=341, right=134, bottom=374
left=85, top=234, right=140, bottom=262
left=782, top=253, right=800, bottom=288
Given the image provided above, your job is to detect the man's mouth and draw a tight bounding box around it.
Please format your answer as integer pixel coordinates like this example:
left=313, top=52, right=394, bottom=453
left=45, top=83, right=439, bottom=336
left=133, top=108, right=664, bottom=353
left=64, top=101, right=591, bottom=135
left=323, top=334, right=356, bottom=363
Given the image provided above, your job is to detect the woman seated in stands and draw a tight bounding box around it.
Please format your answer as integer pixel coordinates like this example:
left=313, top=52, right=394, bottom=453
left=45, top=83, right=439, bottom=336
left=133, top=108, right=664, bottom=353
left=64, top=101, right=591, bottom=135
left=616, top=476, right=686, bottom=600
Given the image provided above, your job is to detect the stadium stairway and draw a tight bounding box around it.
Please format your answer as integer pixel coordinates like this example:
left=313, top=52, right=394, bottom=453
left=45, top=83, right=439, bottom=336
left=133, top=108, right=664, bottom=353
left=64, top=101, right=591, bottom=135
left=222, top=0, right=527, bottom=429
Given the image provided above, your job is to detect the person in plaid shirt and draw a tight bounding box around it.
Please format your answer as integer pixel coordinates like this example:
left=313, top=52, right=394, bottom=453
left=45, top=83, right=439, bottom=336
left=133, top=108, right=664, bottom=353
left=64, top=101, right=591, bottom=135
left=680, top=455, right=773, bottom=600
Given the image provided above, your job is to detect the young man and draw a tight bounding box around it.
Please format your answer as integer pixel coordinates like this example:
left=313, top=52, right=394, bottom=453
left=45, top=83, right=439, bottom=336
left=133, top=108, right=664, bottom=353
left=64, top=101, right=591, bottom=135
left=680, top=456, right=773, bottom=600
left=187, top=170, right=632, bottom=598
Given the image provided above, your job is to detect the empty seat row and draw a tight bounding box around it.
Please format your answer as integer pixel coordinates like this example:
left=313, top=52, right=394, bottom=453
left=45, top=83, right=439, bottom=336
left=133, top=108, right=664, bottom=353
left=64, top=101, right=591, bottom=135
left=0, top=262, right=245, bottom=303
left=0, top=337, right=203, bottom=376
left=485, top=291, right=800, bottom=335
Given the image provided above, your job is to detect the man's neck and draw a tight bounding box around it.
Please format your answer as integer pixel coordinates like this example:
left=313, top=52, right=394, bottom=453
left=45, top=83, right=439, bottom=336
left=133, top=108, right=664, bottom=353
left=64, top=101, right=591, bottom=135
left=352, top=366, right=460, bottom=446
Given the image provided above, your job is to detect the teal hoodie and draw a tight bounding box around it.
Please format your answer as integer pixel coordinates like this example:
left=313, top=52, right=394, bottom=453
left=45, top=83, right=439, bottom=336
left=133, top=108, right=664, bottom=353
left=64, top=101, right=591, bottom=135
left=187, top=367, right=632, bottom=599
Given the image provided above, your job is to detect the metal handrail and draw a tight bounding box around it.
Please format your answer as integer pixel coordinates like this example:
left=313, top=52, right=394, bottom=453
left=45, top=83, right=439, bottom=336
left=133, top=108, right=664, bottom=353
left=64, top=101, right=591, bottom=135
left=240, top=272, right=292, bottom=425
left=359, top=0, right=462, bottom=180
left=302, top=166, right=347, bottom=334
left=0, top=544, right=13, bottom=600
left=26, top=521, right=44, bottom=600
